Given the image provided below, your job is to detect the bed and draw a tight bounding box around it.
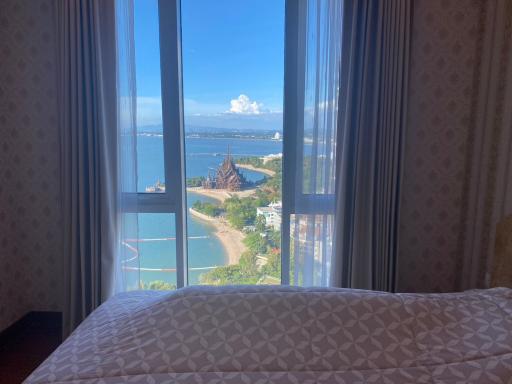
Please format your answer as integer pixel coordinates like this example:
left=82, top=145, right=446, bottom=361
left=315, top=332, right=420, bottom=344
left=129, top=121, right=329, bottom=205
left=25, top=286, right=512, bottom=383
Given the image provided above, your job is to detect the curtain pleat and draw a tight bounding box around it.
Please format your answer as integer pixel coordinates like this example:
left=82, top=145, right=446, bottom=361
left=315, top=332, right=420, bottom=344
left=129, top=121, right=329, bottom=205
left=289, top=0, right=342, bottom=287
left=116, top=0, right=140, bottom=292
left=57, top=0, right=117, bottom=336
left=332, top=0, right=412, bottom=291
left=461, top=0, right=512, bottom=289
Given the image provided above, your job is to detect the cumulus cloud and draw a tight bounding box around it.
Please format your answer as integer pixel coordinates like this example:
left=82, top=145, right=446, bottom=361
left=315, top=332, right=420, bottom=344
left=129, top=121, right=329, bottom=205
left=227, top=94, right=262, bottom=115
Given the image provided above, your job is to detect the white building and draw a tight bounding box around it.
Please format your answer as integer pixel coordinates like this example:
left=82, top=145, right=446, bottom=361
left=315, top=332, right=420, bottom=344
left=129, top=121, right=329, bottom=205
left=256, top=201, right=282, bottom=231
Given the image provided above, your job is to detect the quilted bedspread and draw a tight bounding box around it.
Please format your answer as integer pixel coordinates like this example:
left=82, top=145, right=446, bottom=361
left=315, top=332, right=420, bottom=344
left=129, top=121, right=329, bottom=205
left=25, top=286, right=512, bottom=383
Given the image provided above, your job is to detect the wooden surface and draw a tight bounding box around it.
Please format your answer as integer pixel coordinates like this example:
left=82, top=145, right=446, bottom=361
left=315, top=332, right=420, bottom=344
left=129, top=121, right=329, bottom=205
left=0, top=312, right=61, bottom=383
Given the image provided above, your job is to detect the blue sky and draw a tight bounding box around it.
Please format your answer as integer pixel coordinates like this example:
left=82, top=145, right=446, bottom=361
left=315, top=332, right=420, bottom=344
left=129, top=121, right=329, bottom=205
left=134, top=0, right=284, bottom=130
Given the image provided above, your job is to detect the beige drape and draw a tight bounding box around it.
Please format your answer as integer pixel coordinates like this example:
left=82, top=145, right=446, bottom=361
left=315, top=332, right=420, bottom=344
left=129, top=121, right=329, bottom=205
left=460, top=0, right=512, bottom=290
left=56, top=0, right=118, bottom=336
left=332, top=0, right=412, bottom=291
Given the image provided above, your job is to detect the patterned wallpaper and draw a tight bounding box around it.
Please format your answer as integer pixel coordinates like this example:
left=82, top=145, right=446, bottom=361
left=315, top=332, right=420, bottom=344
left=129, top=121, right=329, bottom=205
left=397, top=0, right=484, bottom=292
left=0, top=0, right=62, bottom=331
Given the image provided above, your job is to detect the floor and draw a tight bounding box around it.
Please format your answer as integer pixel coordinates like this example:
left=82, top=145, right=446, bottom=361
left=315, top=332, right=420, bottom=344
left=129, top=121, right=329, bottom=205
left=0, top=312, right=62, bottom=384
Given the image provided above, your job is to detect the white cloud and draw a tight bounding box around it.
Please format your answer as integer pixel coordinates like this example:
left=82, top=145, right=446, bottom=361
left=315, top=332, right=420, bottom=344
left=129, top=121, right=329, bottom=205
left=227, top=94, right=262, bottom=115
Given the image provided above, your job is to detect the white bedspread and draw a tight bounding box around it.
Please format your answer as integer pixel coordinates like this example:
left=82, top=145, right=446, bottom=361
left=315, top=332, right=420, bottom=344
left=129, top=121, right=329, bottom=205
left=25, top=286, right=512, bottom=383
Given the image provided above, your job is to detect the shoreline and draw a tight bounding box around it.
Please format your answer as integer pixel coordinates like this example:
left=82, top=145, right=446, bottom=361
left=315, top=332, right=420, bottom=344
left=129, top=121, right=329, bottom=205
left=187, top=187, right=257, bottom=203
left=235, top=163, right=276, bottom=176
left=188, top=208, right=246, bottom=265
left=138, top=133, right=282, bottom=143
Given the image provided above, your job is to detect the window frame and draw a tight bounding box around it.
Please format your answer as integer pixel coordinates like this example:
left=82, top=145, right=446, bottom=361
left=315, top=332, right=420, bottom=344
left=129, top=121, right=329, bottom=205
left=281, top=0, right=304, bottom=285
left=124, top=0, right=335, bottom=289
left=281, top=0, right=336, bottom=285
left=124, top=0, right=189, bottom=288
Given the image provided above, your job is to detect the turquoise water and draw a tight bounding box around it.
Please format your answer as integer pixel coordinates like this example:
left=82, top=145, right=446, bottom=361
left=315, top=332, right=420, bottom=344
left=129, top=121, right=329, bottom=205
left=136, top=135, right=283, bottom=285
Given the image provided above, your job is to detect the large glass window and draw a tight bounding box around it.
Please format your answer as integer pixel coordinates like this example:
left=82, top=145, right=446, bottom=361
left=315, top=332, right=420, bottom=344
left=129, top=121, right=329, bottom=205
left=181, top=0, right=284, bottom=285
left=281, top=0, right=341, bottom=284
left=124, top=0, right=188, bottom=290
left=123, top=0, right=338, bottom=290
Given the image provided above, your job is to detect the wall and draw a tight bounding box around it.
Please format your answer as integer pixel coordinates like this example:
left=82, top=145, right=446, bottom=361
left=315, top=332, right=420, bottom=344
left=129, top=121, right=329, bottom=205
left=0, top=0, right=62, bottom=331
left=397, top=0, right=484, bottom=292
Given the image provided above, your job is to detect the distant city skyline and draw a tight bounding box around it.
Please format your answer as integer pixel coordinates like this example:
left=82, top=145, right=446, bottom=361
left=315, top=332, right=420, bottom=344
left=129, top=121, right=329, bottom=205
left=134, top=0, right=285, bottom=130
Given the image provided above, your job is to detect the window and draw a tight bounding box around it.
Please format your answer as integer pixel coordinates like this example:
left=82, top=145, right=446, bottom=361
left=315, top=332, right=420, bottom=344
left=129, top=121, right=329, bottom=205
left=120, top=0, right=189, bottom=290
left=281, top=0, right=341, bottom=285
left=120, top=0, right=339, bottom=290
left=181, top=0, right=284, bottom=286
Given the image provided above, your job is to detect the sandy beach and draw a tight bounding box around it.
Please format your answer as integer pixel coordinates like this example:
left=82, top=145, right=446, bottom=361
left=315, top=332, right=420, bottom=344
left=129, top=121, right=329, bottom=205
left=187, top=187, right=257, bottom=203
left=189, top=208, right=246, bottom=265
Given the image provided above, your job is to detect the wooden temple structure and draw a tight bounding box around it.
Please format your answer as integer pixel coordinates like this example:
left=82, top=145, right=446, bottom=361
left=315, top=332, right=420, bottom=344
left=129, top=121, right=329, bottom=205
left=202, top=147, right=247, bottom=191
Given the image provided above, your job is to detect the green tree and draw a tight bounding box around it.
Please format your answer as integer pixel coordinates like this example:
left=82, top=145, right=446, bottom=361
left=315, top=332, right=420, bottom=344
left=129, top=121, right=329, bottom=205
left=141, top=280, right=176, bottom=290
left=224, top=196, right=257, bottom=229
left=193, top=200, right=221, bottom=217
left=255, top=214, right=267, bottom=232
left=198, top=264, right=259, bottom=285
left=236, top=156, right=264, bottom=168
left=244, top=232, right=268, bottom=254
left=238, top=250, right=259, bottom=275
left=253, top=188, right=271, bottom=207
left=263, top=158, right=282, bottom=173
left=267, top=230, right=281, bottom=249
left=261, top=249, right=281, bottom=280
left=186, top=176, right=205, bottom=187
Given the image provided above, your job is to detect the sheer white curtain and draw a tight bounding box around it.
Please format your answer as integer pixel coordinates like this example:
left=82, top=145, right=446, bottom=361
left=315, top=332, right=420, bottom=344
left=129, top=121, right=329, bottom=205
left=286, top=0, right=411, bottom=290
left=286, top=0, right=342, bottom=286
left=115, top=0, right=140, bottom=292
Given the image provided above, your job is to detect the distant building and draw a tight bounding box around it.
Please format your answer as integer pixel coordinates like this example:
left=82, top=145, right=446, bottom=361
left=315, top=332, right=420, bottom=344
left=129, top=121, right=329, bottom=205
left=202, top=170, right=216, bottom=189
left=256, top=201, right=282, bottom=231
left=145, top=179, right=165, bottom=193
left=202, top=147, right=248, bottom=191
left=243, top=225, right=257, bottom=232
left=289, top=215, right=334, bottom=282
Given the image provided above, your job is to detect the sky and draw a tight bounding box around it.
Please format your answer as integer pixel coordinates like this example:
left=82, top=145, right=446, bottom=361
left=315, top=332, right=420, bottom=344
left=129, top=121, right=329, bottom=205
left=134, top=0, right=285, bottom=131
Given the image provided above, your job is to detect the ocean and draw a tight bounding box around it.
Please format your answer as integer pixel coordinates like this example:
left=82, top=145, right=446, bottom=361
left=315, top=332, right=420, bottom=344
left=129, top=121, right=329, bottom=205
left=135, top=135, right=283, bottom=286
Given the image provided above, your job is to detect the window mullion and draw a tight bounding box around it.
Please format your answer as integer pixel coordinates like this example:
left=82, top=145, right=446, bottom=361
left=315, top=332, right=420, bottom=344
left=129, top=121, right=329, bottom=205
left=158, top=0, right=188, bottom=288
left=282, top=0, right=306, bottom=285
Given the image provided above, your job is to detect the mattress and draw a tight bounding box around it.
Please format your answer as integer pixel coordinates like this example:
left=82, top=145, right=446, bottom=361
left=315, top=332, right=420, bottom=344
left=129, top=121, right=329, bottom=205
left=25, top=286, right=512, bottom=383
